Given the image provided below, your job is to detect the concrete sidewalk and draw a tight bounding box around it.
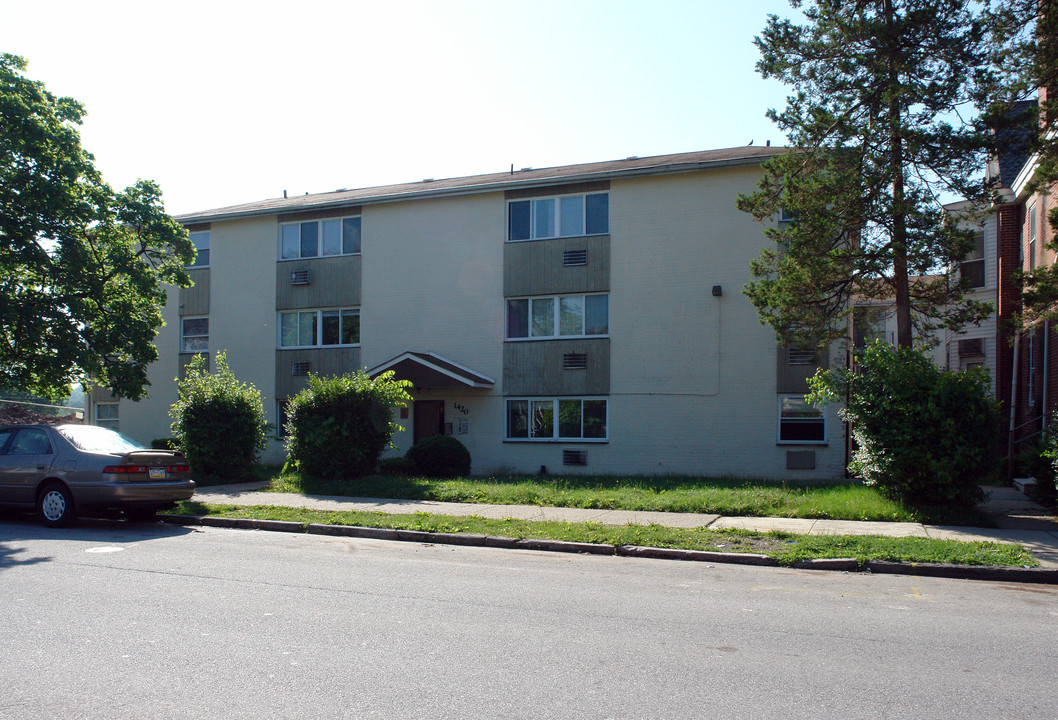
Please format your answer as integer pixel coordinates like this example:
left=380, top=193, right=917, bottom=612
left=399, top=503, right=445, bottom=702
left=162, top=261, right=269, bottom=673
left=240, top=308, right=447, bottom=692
left=190, top=482, right=1058, bottom=568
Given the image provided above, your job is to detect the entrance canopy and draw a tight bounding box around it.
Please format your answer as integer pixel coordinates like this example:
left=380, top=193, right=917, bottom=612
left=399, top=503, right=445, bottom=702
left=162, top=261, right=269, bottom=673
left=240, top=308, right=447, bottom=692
left=366, top=351, right=494, bottom=391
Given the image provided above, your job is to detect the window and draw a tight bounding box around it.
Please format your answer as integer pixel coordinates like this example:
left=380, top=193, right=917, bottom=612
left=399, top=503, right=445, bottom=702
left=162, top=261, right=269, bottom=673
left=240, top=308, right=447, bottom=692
left=960, top=232, right=985, bottom=289
left=7, top=428, right=53, bottom=455
left=508, top=193, right=608, bottom=241
left=181, top=317, right=209, bottom=353
left=280, top=216, right=361, bottom=259
left=276, top=401, right=289, bottom=438
left=778, top=396, right=825, bottom=444
left=1028, top=203, right=1038, bottom=271
left=188, top=231, right=210, bottom=267
left=506, top=294, right=608, bottom=339
left=95, top=403, right=119, bottom=431
left=279, top=308, right=360, bottom=348
left=506, top=398, right=607, bottom=441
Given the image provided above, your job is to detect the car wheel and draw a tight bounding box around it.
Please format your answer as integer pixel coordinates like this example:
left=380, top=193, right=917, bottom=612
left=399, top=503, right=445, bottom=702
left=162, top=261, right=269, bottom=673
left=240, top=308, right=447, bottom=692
left=38, top=482, right=77, bottom=528
left=125, top=507, right=158, bottom=522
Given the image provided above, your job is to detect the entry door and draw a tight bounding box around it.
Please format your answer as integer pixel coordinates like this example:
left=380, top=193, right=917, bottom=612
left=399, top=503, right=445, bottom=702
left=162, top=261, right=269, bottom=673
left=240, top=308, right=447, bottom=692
left=413, top=401, right=444, bottom=445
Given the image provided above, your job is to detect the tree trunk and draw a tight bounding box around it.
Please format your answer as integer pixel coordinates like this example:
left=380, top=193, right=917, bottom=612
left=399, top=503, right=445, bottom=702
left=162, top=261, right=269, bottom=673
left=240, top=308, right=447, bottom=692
left=886, top=0, right=914, bottom=348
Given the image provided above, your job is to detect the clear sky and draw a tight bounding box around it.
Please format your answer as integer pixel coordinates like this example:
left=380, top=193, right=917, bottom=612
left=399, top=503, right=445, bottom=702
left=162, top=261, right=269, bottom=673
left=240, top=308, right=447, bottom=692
left=3, top=0, right=797, bottom=216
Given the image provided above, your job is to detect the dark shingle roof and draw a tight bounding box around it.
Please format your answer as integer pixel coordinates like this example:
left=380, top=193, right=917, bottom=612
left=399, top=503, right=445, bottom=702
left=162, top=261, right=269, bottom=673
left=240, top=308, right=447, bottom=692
left=993, top=100, right=1037, bottom=189
left=175, top=146, right=786, bottom=224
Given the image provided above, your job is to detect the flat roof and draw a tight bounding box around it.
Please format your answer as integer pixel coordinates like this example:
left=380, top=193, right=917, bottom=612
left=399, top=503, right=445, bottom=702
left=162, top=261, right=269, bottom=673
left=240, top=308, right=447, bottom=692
left=176, top=145, right=786, bottom=224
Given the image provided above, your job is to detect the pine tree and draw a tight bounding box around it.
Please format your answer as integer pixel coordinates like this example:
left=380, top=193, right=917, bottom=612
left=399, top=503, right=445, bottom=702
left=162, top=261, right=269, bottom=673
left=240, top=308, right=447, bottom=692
left=738, top=0, right=996, bottom=349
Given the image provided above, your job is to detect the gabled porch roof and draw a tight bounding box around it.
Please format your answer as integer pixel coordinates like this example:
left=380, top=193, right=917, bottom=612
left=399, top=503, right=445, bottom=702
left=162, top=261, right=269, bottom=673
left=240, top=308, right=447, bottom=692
left=366, top=352, right=494, bottom=390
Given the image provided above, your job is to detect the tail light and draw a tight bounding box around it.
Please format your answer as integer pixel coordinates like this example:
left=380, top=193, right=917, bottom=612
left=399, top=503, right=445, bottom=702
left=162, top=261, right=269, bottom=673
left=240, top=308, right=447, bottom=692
left=167, top=465, right=190, bottom=473
left=103, top=465, right=149, bottom=474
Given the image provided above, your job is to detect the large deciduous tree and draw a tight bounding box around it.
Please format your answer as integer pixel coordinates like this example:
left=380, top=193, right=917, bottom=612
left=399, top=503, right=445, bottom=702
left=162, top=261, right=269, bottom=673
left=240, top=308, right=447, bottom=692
left=737, top=0, right=996, bottom=349
left=0, top=53, right=193, bottom=400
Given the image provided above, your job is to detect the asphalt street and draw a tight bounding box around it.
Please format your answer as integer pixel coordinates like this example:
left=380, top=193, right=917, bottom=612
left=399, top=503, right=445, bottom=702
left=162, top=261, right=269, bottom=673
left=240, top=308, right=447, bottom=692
left=1, top=518, right=1056, bottom=719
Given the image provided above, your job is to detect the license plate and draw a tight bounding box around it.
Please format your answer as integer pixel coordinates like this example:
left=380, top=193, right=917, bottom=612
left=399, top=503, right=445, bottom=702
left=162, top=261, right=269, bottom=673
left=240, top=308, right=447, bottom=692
left=148, top=467, right=166, bottom=479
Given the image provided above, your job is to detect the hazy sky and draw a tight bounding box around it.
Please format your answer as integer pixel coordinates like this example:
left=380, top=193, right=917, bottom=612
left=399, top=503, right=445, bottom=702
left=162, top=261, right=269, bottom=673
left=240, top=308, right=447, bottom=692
left=3, top=0, right=796, bottom=216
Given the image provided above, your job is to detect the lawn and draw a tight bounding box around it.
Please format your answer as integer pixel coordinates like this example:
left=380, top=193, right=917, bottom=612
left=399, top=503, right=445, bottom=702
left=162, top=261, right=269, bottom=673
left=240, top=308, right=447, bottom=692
left=262, top=472, right=986, bottom=525
left=166, top=501, right=1036, bottom=568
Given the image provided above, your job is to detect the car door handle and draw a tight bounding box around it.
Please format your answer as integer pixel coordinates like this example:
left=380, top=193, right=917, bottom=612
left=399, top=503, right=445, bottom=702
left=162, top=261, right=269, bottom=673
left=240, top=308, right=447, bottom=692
left=37, top=465, right=46, bottom=470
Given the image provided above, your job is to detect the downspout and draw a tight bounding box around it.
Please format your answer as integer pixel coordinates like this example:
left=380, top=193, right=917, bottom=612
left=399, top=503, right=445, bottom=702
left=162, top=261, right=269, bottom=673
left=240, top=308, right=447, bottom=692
left=1008, top=334, right=1020, bottom=480
left=1043, top=321, right=1049, bottom=428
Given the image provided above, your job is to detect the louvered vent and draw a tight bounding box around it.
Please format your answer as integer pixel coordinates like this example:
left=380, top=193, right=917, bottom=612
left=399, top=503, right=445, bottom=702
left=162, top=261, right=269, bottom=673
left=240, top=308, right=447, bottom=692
left=787, top=348, right=817, bottom=365
left=563, top=449, right=587, bottom=466
left=563, top=249, right=588, bottom=266
left=958, top=338, right=984, bottom=356
left=563, top=352, right=588, bottom=370
left=290, top=269, right=312, bottom=285
left=291, top=361, right=311, bottom=376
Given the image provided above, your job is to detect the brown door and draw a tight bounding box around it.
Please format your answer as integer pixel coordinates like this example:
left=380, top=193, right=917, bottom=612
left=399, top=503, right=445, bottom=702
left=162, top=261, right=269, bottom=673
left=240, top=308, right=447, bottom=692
left=413, top=401, right=444, bottom=444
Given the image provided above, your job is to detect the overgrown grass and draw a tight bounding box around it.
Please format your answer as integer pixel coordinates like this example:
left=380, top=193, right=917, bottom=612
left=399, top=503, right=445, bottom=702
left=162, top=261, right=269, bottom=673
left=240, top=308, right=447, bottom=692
left=166, top=501, right=1036, bottom=568
left=262, top=472, right=988, bottom=525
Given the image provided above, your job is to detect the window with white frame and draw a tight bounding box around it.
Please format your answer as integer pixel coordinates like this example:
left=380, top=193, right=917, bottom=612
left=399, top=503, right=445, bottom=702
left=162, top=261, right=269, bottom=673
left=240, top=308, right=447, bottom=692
left=279, top=308, right=360, bottom=348
left=1028, top=203, right=1038, bottom=271
left=778, top=395, right=825, bottom=444
left=506, top=294, right=608, bottom=339
left=1028, top=332, right=1036, bottom=407
left=506, top=398, right=607, bottom=440
left=508, top=192, right=608, bottom=241
left=95, top=403, right=119, bottom=431
left=280, top=216, right=361, bottom=260
left=181, top=317, right=209, bottom=353
left=188, top=231, right=210, bottom=267
left=960, top=231, right=985, bottom=288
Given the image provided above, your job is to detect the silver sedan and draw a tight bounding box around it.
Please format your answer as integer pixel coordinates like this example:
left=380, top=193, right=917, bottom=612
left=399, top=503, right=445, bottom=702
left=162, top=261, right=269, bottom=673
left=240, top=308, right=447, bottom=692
left=0, top=424, right=195, bottom=527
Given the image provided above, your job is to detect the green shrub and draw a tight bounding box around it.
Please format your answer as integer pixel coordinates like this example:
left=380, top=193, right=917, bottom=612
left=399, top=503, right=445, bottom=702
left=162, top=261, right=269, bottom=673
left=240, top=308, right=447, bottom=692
left=809, top=341, right=1000, bottom=511
left=169, top=352, right=267, bottom=480
left=406, top=435, right=471, bottom=478
left=378, top=456, right=418, bottom=476
left=151, top=437, right=180, bottom=450
left=285, top=371, right=411, bottom=479
left=1036, top=413, right=1058, bottom=506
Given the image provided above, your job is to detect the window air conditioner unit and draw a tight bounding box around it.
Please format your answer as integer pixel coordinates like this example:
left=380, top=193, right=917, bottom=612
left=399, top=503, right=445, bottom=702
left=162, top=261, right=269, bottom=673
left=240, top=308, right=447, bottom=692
left=563, top=353, right=588, bottom=370
left=291, top=361, right=311, bottom=376
left=290, top=269, right=312, bottom=285
left=563, top=449, right=587, bottom=466
left=563, top=249, right=588, bottom=266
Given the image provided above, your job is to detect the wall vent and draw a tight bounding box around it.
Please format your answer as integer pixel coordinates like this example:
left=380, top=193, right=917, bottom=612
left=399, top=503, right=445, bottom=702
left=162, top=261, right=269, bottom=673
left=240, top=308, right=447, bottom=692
left=563, top=449, right=587, bottom=466
left=290, top=269, right=312, bottom=285
left=291, top=361, right=311, bottom=376
left=563, top=249, right=588, bottom=266
left=787, top=348, right=817, bottom=365
left=563, top=352, right=588, bottom=370
left=958, top=338, right=984, bottom=356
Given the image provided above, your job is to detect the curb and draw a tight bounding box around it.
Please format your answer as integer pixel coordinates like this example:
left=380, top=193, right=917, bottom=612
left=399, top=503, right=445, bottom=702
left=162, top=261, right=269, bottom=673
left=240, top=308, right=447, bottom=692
left=159, top=515, right=1058, bottom=584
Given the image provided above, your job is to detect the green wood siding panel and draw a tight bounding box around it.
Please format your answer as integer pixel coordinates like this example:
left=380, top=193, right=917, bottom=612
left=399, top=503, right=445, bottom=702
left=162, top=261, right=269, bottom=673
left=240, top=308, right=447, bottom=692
left=179, top=269, right=210, bottom=316
left=504, top=235, right=610, bottom=297
left=276, top=255, right=362, bottom=310
left=776, top=345, right=830, bottom=394
left=275, top=347, right=361, bottom=399
left=503, top=338, right=609, bottom=395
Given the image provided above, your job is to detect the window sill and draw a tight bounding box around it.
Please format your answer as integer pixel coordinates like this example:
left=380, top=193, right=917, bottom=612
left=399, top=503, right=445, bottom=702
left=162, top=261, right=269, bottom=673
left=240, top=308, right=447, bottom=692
left=505, top=233, right=609, bottom=244
left=503, top=438, right=608, bottom=444
left=505, top=335, right=609, bottom=343
left=277, top=254, right=361, bottom=262
left=776, top=442, right=828, bottom=447
left=277, top=345, right=361, bottom=351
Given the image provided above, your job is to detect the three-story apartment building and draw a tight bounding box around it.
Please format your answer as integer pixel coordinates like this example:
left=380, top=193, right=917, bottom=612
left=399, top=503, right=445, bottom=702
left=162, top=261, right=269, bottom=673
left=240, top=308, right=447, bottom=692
left=88, top=147, right=847, bottom=479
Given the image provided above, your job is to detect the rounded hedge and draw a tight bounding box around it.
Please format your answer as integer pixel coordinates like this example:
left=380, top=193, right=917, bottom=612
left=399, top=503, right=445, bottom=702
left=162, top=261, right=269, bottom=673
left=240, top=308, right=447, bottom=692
left=406, top=435, right=471, bottom=478
left=169, top=352, right=267, bottom=480
left=285, top=371, right=411, bottom=479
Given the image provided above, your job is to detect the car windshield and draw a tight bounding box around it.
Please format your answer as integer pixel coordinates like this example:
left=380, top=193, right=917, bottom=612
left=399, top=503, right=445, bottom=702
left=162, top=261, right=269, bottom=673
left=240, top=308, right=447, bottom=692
left=56, top=425, right=146, bottom=454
